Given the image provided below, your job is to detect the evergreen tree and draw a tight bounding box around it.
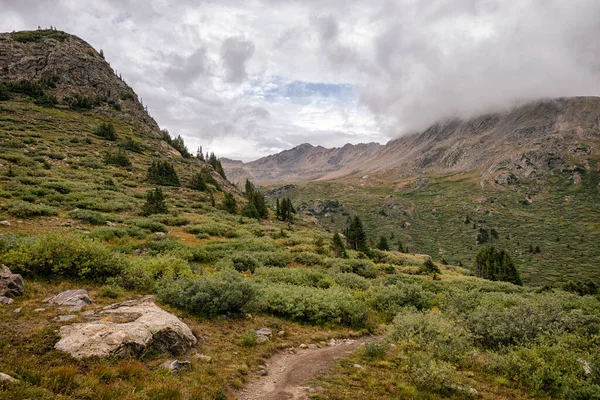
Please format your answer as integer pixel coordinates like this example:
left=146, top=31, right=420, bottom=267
left=142, top=187, right=168, bottom=216
left=208, top=153, right=226, bottom=179
left=278, top=197, right=295, bottom=222
left=276, top=198, right=281, bottom=218
left=397, top=240, right=405, bottom=253
left=147, top=160, right=180, bottom=186
left=376, top=236, right=390, bottom=251
left=222, top=192, right=237, bottom=214
left=196, top=146, right=205, bottom=161
left=189, top=172, right=206, bottom=191
left=243, top=202, right=260, bottom=219
left=420, top=258, right=441, bottom=275
left=473, top=246, right=522, bottom=285
left=346, top=216, right=368, bottom=252
left=332, top=232, right=348, bottom=258
left=242, top=179, right=268, bottom=219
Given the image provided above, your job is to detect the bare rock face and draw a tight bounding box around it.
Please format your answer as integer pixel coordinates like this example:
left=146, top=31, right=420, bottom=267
left=0, top=265, right=24, bottom=298
left=45, top=289, right=91, bottom=312
left=55, top=296, right=197, bottom=359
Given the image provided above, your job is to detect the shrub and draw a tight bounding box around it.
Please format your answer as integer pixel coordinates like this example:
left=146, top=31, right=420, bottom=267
left=99, top=283, right=125, bottom=298
left=293, top=252, right=323, bottom=266
left=392, top=311, right=474, bottom=364
left=93, top=122, right=118, bottom=141
left=256, top=251, right=293, bottom=268
left=363, top=340, right=388, bottom=360
left=147, top=160, right=180, bottom=186
left=103, top=150, right=131, bottom=167
left=157, top=271, right=256, bottom=317
left=369, top=283, right=434, bottom=319
left=142, top=188, right=168, bottom=216
left=255, top=267, right=334, bottom=289
left=333, top=273, right=371, bottom=290
left=0, top=85, right=10, bottom=101
left=222, top=192, right=237, bottom=214
left=117, top=255, right=193, bottom=292
left=231, top=254, right=260, bottom=273
left=69, top=209, right=108, bottom=225
left=33, top=93, right=58, bottom=107
left=407, top=354, right=455, bottom=392
left=240, top=331, right=257, bottom=347
left=254, top=283, right=368, bottom=328
left=125, top=218, right=168, bottom=233
left=184, top=222, right=240, bottom=238
left=189, top=172, right=207, bottom=191
left=419, top=259, right=441, bottom=275
left=325, top=258, right=378, bottom=279
left=120, top=137, right=144, bottom=153
left=3, top=200, right=59, bottom=218
left=2, top=234, right=125, bottom=280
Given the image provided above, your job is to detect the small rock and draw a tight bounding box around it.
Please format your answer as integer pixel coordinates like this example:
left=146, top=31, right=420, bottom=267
left=256, top=335, right=269, bottom=344
left=0, top=372, right=18, bottom=382
left=54, top=315, right=77, bottom=322
left=256, top=369, right=267, bottom=376
left=255, top=328, right=272, bottom=337
left=0, top=220, right=11, bottom=226
left=45, top=289, right=91, bottom=312
left=106, top=221, right=117, bottom=227
left=155, top=232, right=167, bottom=239
left=277, top=330, right=286, bottom=337
left=160, top=360, right=190, bottom=375
left=0, top=265, right=24, bottom=298
left=193, top=354, right=212, bottom=362
left=258, top=365, right=266, bottom=370
left=34, top=308, right=45, bottom=312
left=353, top=364, right=363, bottom=369
left=389, top=343, right=397, bottom=348
left=308, top=344, right=318, bottom=350
left=245, top=313, right=253, bottom=319
left=328, top=339, right=336, bottom=346
left=299, top=344, right=308, bottom=349
left=13, top=307, right=21, bottom=313
left=0, top=296, right=14, bottom=305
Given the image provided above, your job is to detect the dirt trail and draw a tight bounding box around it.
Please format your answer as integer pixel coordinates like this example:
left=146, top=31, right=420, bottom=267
left=238, top=338, right=367, bottom=400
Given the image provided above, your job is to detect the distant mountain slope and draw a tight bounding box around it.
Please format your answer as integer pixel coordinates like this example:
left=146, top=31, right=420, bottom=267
left=325, top=97, right=600, bottom=184
left=222, top=142, right=383, bottom=185
left=229, top=97, right=600, bottom=185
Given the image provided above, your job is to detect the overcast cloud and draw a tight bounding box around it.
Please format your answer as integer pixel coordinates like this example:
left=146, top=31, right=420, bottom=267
left=2, top=0, right=600, bottom=160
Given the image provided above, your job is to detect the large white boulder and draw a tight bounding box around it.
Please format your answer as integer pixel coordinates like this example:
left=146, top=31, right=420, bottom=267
left=55, top=296, right=196, bottom=359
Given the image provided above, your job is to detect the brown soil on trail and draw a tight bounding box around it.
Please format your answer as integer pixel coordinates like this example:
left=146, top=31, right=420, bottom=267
left=237, top=339, right=365, bottom=400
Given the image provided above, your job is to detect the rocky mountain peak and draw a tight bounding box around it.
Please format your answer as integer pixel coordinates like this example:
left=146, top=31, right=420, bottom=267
left=0, top=29, right=159, bottom=136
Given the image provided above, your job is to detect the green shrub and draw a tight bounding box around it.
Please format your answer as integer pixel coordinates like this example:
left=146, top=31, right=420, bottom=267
left=369, top=283, right=434, bottom=320
left=2, top=234, right=125, bottom=280
left=255, top=268, right=334, bottom=289
left=125, top=218, right=168, bottom=233
left=103, top=150, right=131, bottom=167
left=325, top=258, right=378, bottom=279
left=333, top=273, right=371, bottom=290
left=10, top=29, right=70, bottom=43
left=99, top=284, right=125, bottom=298
left=293, top=252, right=323, bottom=266
left=240, top=331, right=257, bottom=347
left=184, top=222, right=240, bottom=238
left=157, top=271, right=256, bottom=317
left=254, top=283, right=368, bottom=328
left=3, top=200, right=59, bottom=218
left=363, top=340, right=388, bottom=360
left=407, top=353, right=455, bottom=392
left=69, top=209, right=108, bottom=225
left=256, top=251, right=293, bottom=268
left=152, top=216, right=190, bottom=226
left=120, top=137, right=145, bottom=153
left=231, top=254, right=260, bottom=274
left=392, top=311, right=474, bottom=364
left=93, top=122, right=118, bottom=141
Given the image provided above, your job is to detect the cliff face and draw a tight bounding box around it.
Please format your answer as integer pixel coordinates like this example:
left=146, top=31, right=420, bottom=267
left=0, top=30, right=159, bottom=136
left=222, top=142, right=384, bottom=185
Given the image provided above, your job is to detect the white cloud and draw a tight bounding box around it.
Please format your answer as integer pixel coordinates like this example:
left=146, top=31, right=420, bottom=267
left=2, top=0, right=600, bottom=161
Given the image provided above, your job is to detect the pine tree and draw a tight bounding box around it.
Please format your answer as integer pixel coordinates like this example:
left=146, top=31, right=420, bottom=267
left=196, top=146, right=205, bottom=161
left=332, top=232, right=348, bottom=258
left=346, top=216, right=367, bottom=252
left=473, top=246, right=521, bottom=285
left=208, top=153, right=226, bottom=179
left=397, top=240, right=405, bottom=253
left=377, top=236, right=390, bottom=251
left=223, top=192, right=237, bottom=214
left=189, top=172, right=206, bottom=191
left=147, top=160, right=180, bottom=186
left=142, top=187, right=168, bottom=216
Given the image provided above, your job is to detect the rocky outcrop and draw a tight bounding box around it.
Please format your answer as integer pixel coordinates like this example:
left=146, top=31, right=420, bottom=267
left=0, top=265, right=24, bottom=298
left=55, top=296, right=196, bottom=359
left=0, top=30, right=160, bottom=136
left=45, top=289, right=91, bottom=312
left=0, top=372, right=18, bottom=383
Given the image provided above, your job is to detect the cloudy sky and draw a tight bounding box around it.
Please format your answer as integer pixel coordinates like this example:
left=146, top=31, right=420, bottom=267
left=3, top=0, right=600, bottom=161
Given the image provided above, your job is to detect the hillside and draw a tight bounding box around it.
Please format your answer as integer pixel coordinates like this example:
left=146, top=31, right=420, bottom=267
left=1, top=30, right=600, bottom=400
left=221, top=142, right=383, bottom=185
